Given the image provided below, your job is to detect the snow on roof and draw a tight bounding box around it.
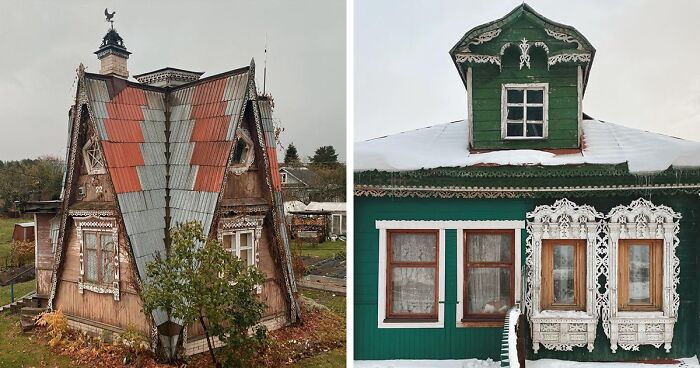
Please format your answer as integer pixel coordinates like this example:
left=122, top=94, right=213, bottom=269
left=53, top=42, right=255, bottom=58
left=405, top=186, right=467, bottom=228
left=284, top=200, right=307, bottom=213
left=305, top=201, right=346, bottom=212
left=354, top=119, right=700, bottom=174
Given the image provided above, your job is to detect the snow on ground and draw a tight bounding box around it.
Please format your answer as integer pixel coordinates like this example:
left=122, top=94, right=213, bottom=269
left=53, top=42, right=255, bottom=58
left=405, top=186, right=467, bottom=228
left=354, top=359, right=499, bottom=368
left=507, top=308, right=520, bottom=368
left=354, top=119, right=700, bottom=174
left=354, top=356, right=700, bottom=368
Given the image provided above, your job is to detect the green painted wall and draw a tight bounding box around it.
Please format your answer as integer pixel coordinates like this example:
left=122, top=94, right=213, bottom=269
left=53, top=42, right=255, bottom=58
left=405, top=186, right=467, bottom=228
left=465, top=16, right=582, bottom=150
left=353, top=194, right=700, bottom=361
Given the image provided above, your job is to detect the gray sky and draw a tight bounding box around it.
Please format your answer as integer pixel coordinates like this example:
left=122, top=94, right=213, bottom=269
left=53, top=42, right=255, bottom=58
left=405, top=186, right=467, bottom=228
left=0, top=0, right=345, bottom=161
left=355, top=0, right=700, bottom=144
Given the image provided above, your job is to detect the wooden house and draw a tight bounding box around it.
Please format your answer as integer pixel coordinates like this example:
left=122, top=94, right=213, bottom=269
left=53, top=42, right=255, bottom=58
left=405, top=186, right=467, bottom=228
left=29, top=25, right=299, bottom=359
left=354, top=4, right=700, bottom=364
left=12, top=222, right=35, bottom=242
left=279, top=166, right=320, bottom=202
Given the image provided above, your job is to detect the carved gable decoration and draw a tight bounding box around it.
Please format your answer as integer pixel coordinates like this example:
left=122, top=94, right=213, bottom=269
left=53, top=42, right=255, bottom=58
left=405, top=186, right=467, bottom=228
left=526, top=198, right=603, bottom=353
left=602, top=198, right=681, bottom=353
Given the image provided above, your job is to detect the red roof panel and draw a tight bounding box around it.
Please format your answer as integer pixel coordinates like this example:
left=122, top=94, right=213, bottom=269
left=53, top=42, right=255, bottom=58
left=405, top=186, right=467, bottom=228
left=190, top=116, right=230, bottom=142
left=103, top=119, right=145, bottom=142
left=193, top=165, right=225, bottom=192
left=190, top=141, right=232, bottom=166
left=102, top=142, right=145, bottom=167
left=109, top=166, right=142, bottom=193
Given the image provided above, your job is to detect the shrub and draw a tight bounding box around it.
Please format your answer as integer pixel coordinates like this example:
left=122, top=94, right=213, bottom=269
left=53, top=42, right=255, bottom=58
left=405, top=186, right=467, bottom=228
left=36, top=310, right=69, bottom=347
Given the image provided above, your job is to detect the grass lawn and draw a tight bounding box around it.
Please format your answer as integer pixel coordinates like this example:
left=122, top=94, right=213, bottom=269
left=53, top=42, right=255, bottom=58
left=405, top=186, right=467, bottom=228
left=0, top=280, right=35, bottom=306
left=0, top=215, right=32, bottom=260
left=293, top=240, right=346, bottom=260
left=0, top=313, right=77, bottom=368
left=299, top=287, right=346, bottom=317
left=292, top=348, right=345, bottom=368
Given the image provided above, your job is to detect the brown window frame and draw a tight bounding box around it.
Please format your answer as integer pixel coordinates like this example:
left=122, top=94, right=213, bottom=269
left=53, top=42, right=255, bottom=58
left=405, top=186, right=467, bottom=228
left=463, top=229, right=515, bottom=322
left=540, top=239, right=587, bottom=311
left=386, top=229, right=440, bottom=322
left=618, top=239, right=663, bottom=311
left=82, top=230, right=115, bottom=285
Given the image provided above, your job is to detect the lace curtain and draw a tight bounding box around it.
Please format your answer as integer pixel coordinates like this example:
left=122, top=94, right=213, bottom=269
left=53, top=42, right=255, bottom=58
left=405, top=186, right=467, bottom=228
left=466, top=233, right=512, bottom=315
left=390, top=232, right=437, bottom=315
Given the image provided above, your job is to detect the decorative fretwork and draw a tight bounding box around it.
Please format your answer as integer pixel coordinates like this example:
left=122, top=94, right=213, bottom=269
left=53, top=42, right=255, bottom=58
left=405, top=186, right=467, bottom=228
left=603, top=198, right=681, bottom=353
left=463, top=28, right=502, bottom=52
left=548, top=53, right=591, bottom=67
left=518, top=38, right=531, bottom=70
left=454, top=53, right=501, bottom=66
left=218, top=215, right=265, bottom=293
left=74, top=216, right=120, bottom=301
left=82, top=136, right=106, bottom=175
left=544, top=28, right=583, bottom=50
left=229, top=127, right=255, bottom=176
left=526, top=198, right=603, bottom=353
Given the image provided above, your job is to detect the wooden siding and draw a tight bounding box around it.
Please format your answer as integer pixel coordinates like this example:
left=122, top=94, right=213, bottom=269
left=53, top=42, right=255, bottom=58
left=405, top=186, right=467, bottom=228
left=467, top=16, right=581, bottom=150
left=34, top=213, right=54, bottom=297
left=354, top=195, right=700, bottom=361
left=54, top=222, right=150, bottom=334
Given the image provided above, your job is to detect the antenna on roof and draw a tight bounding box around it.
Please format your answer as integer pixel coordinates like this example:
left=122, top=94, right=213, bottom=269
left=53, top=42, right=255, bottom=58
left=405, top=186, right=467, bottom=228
left=263, top=33, right=268, bottom=95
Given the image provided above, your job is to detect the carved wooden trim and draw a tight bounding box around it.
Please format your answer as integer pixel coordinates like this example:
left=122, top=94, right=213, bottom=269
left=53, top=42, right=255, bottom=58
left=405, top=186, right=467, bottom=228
left=218, top=215, right=265, bottom=293
left=603, top=198, right=681, bottom=353
left=526, top=198, right=603, bottom=353
left=73, top=216, right=120, bottom=301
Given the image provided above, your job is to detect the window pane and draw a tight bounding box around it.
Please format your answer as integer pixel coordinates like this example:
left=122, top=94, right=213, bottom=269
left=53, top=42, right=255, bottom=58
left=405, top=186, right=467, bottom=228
left=527, top=106, right=543, bottom=121
left=223, top=235, right=232, bottom=250
left=629, top=244, right=650, bottom=304
left=101, top=236, right=114, bottom=283
left=391, top=267, right=436, bottom=315
left=527, top=89, right=544, bottom=103
left=506, top=123, right=523, bottom=137
left=84, top=232, right=97, bottom=250
left=86, top=249, right=97, bottom=282
left=391, top=233, right=436, bottom=262
left=526, top=123, right=544, bottom=137
left=468, top=233, right=512, bottom=262
left=467, top=267, right=511, bottom=314
left=507, top=89, right=523, bottom=103
left=507, top=106, right=524, bottom=120
left=240, top=249, right=253, bottom=267
left=552, top=245, right=575, bottom=305
left=240, top=232, right=253, bottom=248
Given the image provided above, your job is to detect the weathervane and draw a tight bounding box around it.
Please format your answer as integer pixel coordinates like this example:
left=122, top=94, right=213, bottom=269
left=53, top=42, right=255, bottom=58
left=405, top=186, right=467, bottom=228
left=104, top=8, right=116, bottom=29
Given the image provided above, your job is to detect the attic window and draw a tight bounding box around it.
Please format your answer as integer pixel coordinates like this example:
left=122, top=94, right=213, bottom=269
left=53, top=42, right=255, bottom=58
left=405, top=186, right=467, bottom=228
left=502, top=83, right=548, bottom=139
left=229, top=128, right=255, bottom=176
left=82, top=137, right=106, bottom=175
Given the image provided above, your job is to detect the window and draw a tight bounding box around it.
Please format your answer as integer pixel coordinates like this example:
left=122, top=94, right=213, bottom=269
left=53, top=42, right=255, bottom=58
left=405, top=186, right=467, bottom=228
left=82, top=137, right=106, bottom=175
left=82, top=230, right=115, bottom=285
left=229, top=128, right=255, bottom=175
left=280, top=172, right=288, bottom=183
left=223, top=230, right=255, bottom=267
left=463, top=230, right=514, bottom=321
left=540, top=239, right=586, bottom=311
left=502, top=83, right=548, bottom=139
left=386, top=230, right=439, bottom=321
left=618, top=239, right=663, bottom=311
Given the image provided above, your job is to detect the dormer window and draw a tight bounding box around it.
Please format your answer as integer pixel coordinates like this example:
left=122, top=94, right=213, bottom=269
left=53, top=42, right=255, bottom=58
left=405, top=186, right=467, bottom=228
left=229, top=127, right=255, bottom=175
left=83, top=137, right=106, bottom=175
left=501, top=83, right=548, bottom=139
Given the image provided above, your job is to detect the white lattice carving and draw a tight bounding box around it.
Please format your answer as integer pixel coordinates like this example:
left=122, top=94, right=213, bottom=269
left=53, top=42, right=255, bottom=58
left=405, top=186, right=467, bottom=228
left=228, top=127, right=255, bottom=176
left=455, top=53, right=501, bottom=66
left=534, top=41, right=549, bottom=54
left=218, top=215, right=265, bottom=293
left=464, top=28, right=502, bottom=52
left=603, top=198, right=680, bottom=353
left=74, top=216, right=120, bottom=301
left=518, top=38, right=531, bottom=70
left=526, top=198, right=603, bottom=353
left=548, top=53, right=591, bottom=67
left=544, top=28, right=583, bottom=50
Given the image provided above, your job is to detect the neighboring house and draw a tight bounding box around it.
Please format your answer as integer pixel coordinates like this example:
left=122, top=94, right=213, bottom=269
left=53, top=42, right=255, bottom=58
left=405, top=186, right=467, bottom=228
left=12, top=222, right=35, bottom=242
left=305, top=201, right=346, bottom=236
left=289, top=211, right=329, bottom=244
left=28, top=25, right=299, bottom=359
left=354, top=4, right=700, bottom=364
left=280, top=166, right=320, bottom=202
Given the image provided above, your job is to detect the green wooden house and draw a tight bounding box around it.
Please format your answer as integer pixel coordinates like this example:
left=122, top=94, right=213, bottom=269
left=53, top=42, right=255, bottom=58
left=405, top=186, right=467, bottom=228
left=354, top=4, right=700, bottom=364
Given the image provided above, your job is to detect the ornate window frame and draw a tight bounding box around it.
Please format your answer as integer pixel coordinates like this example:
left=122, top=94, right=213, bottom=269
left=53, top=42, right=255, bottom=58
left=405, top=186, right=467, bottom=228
left=602, top=198, right=681, bottom=353
left=228, top=127, right=255, bottom=176
left=74, top=216, right=120, bottom=301
left=526, top=198, right=603, bottom=353
left=82, top=136, right=106, bottom=175
left=218, top=215, right=265, bottom=293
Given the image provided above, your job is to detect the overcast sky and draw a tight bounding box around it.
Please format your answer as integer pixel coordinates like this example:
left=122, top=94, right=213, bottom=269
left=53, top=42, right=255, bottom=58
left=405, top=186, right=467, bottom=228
left=0, top=0, right=345, bottom=162
left=355, top=0, right=700, bottom=144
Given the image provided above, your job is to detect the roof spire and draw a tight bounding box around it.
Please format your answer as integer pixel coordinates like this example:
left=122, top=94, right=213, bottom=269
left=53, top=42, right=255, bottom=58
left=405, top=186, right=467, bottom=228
left=105, top=8, right=116, bottom=29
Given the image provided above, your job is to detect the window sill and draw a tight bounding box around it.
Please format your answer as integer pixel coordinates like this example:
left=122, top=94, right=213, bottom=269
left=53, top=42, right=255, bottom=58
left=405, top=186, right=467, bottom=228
left=502, top=136, right=547, bottom=140
left=457, top=320, right=504, bottom=328
left=378, top=318, right=443, bottom=329
left=79, top=281, right=120, bottom=301
left=384, top=318, right=438, bottom=324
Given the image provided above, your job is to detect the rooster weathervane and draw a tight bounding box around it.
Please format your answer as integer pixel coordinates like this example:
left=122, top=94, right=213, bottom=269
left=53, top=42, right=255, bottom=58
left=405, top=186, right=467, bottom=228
left=104, top=8, right=116, bottom=29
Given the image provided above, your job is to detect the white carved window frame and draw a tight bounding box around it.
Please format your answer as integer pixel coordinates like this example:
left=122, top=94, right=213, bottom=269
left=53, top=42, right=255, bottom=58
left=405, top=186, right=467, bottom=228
left=82, top=136, right=107, bottom=175
left=602, top=198, right=681, bottom=353
left=376, top=220, right=446, bottom=329
left=228, top=127, right=255, bottom=176
left=74, top=216, right=120, bottom=301
left=525, top=198, right=603, bottom=353
left=218, top=215, right=265, bottom=293
left=501, top=83, right=549, bottom=140
left=455, top=220, right=524, bottom=328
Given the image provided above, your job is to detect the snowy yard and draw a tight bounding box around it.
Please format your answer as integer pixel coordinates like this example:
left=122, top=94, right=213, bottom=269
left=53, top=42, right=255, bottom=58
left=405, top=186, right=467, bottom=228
left=354, top=356, right=700, bottom=368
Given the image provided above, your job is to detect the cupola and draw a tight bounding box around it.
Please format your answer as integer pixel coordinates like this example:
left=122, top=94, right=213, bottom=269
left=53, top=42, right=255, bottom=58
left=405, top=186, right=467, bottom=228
left=95, top=26, right=131, bottom=79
